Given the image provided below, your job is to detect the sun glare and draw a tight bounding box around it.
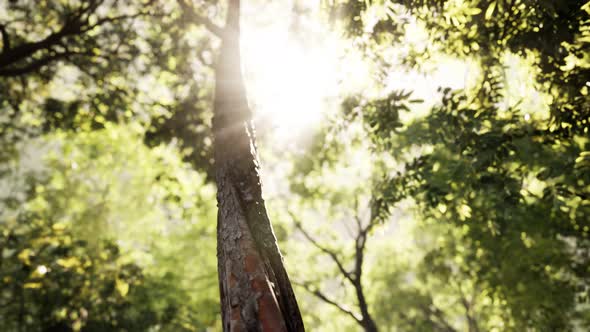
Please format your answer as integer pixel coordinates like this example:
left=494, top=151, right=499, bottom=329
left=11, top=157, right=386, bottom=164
left=243, top=34, right=336, bottom=137
left=241, top=3, right=371, bottom=140
left=240, top=3, right=484, bottom=140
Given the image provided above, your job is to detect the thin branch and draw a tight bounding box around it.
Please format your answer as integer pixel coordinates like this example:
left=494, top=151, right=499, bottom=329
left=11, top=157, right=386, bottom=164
left=290, top=213, right=355, bottom=283
left=0, top=2, right=156, bottom=72
left=423, top=305, right=458, bottom=332
left=396, top=311, right=419, bottom=328
left=460, top=296, right=480, bottom=332
left=294, top=281, right=362, bottom=324
left=80, top=11, right=161, bottom=33
left=351, top=202, right=379, bottom=331
left=77, top=0, right=104, bottom=18
left=341, top=216, right=357, bottom=239
left=0, top=50, right=93, bottom=77
left=0, top=24, right=9, bottom=52
left=353, top=196, right=362, bottom=231
left=0, top=12, right=87, bottom=68
left=353, top=199, right=379, bottom=283
left=178, top=0, right=225, bottom=37
left=291, top=203, right=379, bottom=331
left=448, top=278, right=479, bottom=332
left=354, top=213, right=363, bottom=234
left=456, top=284, right=480, bottom=332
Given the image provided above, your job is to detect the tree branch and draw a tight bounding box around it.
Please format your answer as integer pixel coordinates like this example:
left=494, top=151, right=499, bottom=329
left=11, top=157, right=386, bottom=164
left=455, top=282, right=480, bottom=332
left=295, top=281, right=362, bottom=324
left=0, top=12, right=88, bottom=68
left=351, top=203, right=379, bottom=332
left=0, top=1, right=156, bottom=75
left=422, top=305, right=458, bottom=332
left=291, top=215, right=355, bottom=283
left=80, top=10, right=160, bottom=34
left=0, top=50, right=93, bottom=77
left=290, top=202, right=379, bottom=331
left=0, top=24, right=9, bottom=52
left=178, top=0, right=225, bottom=38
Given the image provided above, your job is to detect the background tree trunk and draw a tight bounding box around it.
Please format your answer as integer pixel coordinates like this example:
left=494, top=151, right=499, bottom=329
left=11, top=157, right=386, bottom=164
left=212, top=1, right=304, bottom=331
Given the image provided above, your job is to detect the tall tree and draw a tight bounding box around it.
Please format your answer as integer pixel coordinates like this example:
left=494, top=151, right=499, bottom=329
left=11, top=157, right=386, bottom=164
left=212, top=0, right=304, bottom=330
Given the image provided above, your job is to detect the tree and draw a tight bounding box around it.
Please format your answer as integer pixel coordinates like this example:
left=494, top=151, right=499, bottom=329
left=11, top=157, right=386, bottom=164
left=292, top=201, right=379, bottom=332
left=2, top=0, right=589, bottom=330
left=1, top=0, right=305, bottom=329
left=0, top=126, right=219, bottom=331
left=212, top=0, right=304, bottom=330
left=298, top=0, right=590, bottom=330
left=0, top=0, right=220, bottom=178
left=282, top=129, right=498, bottom=331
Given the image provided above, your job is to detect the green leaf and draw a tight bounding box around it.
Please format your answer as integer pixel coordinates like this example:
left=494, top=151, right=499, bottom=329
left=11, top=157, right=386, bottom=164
left=485, top=2, right=496, bottom=20
left=116, top=278, right=129, bottom=297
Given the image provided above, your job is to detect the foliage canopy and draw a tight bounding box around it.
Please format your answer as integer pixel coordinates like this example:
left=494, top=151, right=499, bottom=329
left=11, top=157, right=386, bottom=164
left=1, top=0, right=589, bottom=331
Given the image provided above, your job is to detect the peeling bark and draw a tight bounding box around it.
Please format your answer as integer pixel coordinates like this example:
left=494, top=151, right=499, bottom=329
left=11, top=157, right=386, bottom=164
left=212, top=1, right=304, bottom=331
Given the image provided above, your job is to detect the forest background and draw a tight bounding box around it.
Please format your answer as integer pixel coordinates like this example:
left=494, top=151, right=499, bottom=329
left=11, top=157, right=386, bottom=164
left=1, top=0, right=589, bottom=331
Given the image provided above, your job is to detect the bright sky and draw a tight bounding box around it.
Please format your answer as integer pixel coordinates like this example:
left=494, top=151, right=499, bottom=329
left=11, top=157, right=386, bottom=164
left=240, top=1, right=478, bottom=144
left=238, top=1, right=552, bottom=235
left=240, top=2, right=380, bottom=141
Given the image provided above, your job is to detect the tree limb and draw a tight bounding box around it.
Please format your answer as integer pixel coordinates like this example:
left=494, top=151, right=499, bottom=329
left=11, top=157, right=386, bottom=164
left=178, top=0, right=225, bottom=38
left=0, top=11, right=88, bottom=68
left=455, top=282, right=480, bottom=332
left=80, top=11, right=161, bottom=34
left=290, top=215, right=355, bottom=283
left=0, top=24, right=9, bottom=52
left=422, top=305, right=458, bottom=332
left=294, top=281, right=362, bottom=324
left=290, top=201, right=380, bottom=331
left=0, top=50, right=93, bottom=77
left=0, top=1, right=156, bottom=76
left=351, top=203, right=379, bottom=332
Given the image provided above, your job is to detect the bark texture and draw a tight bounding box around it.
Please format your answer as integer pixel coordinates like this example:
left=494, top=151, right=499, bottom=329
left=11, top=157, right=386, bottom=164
left=212, top=1, right=304, bottom=331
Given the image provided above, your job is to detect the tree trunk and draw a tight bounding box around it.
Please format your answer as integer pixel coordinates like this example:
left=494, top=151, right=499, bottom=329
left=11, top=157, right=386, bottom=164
left=212, top=1, right=304, bottom=331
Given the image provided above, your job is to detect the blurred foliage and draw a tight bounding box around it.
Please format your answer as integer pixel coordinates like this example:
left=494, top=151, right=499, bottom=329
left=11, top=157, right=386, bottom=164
left=1, top=125, right=218, bottom=331
left=0, top=0, right=219, bottom=178
left=1, top=0, right=590, bottom=331
left=292, top=0, right=589, bottom=331
left=1, top=216, right=146, bottom=332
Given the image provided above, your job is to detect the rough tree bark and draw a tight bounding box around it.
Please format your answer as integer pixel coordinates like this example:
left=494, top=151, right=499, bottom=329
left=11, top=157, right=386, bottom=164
left=212, top=1, right=304, bottom=331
